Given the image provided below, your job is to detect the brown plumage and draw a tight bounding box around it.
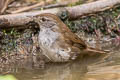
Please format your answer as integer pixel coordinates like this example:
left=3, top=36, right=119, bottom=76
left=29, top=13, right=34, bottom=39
left=34, top=13, right=108, bottom=62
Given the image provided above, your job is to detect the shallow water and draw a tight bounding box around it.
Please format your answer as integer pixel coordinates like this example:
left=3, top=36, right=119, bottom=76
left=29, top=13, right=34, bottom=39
left=1, top=50, right=118, bottom=80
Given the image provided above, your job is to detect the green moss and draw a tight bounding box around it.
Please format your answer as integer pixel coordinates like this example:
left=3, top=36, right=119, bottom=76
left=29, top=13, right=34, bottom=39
left=1, top=29, right=20, bottom=52
left=64, top=5, right=120, bottom=36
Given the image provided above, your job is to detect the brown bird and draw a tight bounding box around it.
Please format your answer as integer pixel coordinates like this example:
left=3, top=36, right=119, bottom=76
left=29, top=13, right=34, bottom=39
left=33, top=13, right=108, bottom=62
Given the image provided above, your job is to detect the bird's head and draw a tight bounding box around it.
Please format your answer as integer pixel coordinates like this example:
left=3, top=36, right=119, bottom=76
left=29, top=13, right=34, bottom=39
left=33, top=13, right=62, bottom=29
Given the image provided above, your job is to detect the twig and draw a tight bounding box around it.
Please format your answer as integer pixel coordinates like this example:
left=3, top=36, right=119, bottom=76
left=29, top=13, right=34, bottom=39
left=10, top=0, right=79, bottom=14
left=11, top=0, right=53, bottom=14
left=40, top=0, right=79, bottom=9
left=0, top=0, right=11, bottom=14
left=34, top=2, right=69, bottom=10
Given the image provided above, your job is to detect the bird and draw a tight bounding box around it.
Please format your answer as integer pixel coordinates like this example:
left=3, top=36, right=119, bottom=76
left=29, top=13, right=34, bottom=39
left=33, top=13, right=108, bottom=62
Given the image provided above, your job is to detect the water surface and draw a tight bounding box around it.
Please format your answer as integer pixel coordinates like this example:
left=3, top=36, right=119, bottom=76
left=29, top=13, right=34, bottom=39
left=3, top=50, right=119, bottom=80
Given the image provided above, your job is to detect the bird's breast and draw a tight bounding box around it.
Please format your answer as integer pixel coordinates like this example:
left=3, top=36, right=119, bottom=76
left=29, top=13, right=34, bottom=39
left=39, top=28, right=59, bottom=47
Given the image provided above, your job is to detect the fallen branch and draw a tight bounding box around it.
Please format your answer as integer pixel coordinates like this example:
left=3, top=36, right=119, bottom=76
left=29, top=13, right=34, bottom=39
left=66, top=0, right=120, bottom=19
left=0, top=0, right=120, bottom=28
left=0, top=8, right=62, bottom=28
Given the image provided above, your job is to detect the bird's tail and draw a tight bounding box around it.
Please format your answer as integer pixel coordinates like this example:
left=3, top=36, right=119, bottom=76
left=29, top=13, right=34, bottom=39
left=82, top=47, right=109, bottom=56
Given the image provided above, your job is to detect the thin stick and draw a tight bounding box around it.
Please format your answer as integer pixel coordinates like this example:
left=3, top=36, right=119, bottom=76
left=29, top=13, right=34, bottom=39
left=10, top=0, right=79, bottom=14
left=11, top=0, right=53, bottom=14
left=0, top=0, right=11, bottom=14
left=34, top=2, right=69, bottom=10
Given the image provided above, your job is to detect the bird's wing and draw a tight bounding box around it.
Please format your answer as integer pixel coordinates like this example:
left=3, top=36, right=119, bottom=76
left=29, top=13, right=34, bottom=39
left=59, top=23, right=87, bottom=48
left=65, top=31, right=87, bottom=48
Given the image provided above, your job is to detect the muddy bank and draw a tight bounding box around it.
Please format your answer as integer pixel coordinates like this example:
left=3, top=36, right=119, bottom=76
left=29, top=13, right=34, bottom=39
left=0, top=29, right=49, bottom=71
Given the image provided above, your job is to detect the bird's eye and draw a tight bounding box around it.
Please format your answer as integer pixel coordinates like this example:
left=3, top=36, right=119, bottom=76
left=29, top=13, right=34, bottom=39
left=41, top=17, right=46, bottom=22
